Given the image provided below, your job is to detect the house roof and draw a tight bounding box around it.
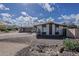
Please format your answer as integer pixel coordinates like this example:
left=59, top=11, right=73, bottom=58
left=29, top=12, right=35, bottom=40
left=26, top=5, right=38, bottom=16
left=34, top=21, right=77, bottom=28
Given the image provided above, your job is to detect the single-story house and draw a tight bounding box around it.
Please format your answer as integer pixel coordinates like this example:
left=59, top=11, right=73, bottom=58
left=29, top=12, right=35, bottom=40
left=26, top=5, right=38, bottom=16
left=34, top=21, right=79, bottom=39
left=19, top=27, right=34, bottom=33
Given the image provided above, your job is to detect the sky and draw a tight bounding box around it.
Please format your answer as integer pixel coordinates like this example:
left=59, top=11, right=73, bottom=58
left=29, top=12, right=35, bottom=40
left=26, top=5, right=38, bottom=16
left=0, top=3, right=79, bottom=27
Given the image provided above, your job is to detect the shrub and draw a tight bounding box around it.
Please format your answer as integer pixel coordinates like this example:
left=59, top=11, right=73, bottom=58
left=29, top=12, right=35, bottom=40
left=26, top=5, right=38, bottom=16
left=4, top=29, right=10, bottom=32
left=63, top=39, right=79, bottom=51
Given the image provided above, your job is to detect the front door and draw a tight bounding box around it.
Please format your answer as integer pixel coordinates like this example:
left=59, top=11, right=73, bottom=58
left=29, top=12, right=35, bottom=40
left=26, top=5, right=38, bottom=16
left=63, top=29, right=66, bottom=37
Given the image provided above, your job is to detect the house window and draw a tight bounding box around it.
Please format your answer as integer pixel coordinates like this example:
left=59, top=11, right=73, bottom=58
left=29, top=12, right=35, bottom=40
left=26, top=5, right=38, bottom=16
left=55, top=25, right=59, bottom=35
left=37, top=26, right=41, bottom=35
left=42, top=24, right=46, bottom=35
left=58, top=26, right=63, bottom=35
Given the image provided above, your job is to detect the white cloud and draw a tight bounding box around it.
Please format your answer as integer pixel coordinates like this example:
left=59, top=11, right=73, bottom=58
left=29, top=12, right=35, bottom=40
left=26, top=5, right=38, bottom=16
left=15, top=15, right=38, bottom=27
left=58, top=14, right=78, bottom=20
left=61, top=15, right=71, bottom=19
left=0, top=13, right=16, bottom=26
left=0, top=12, right=39, bottom=27
left=46, top=17, right=54, bottom=22
left=58, top=16, right=62, bottom=20
left=21, top=11, right=27, bottom=16
left=15, top=15, right=54, bottom=27
left=75, top=14, right=79, bottom=20
left=58, top=14, right=79, bottom=25
left=0, top=4, right=10, bottom=10
left=0, top=13, right=12, bottom=17
left=39, top=3, right=54, bottom=12
left=58, top=14, right=74, bottom=21
left=34, top=17, right=54, bottom=25
left=0, top=12, right=54, bottom=27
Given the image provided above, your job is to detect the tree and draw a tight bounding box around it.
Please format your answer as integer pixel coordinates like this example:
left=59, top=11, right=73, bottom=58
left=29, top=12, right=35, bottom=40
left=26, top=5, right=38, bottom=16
left=0, top=21, right=6, bottom=31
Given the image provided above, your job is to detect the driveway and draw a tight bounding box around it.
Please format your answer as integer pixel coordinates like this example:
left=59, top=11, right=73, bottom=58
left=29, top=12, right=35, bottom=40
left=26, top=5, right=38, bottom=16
left=0, top=32, right=34, bottom=56
left=0, top=32, right=34, bottom=39
left=0, top=42, right=28, bottom=56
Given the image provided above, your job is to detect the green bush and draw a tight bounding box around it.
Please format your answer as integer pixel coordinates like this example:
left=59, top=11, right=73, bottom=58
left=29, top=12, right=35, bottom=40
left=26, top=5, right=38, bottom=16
left=64, top=39, right=79, bottom=50
left=3, top=29, right=10, bottom=32
left=0, top=29, right=10, bottom=32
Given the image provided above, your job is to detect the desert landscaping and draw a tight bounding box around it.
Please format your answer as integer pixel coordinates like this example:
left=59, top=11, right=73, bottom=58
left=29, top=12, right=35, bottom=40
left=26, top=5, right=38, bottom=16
left=0, top=32, right=79, bottom=56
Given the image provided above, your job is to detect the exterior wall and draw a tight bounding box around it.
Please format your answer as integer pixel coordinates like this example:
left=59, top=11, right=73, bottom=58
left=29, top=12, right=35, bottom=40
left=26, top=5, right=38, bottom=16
left=36, top=23, right=79, bottom=39
left=75, top=29, right=79, bottom=39
left=52, top=24, right=55, bottom=35
left=66, top=28, right=79, bottom=39
left=58, top=26, right=63, bottom=35
left=42, top=26, right=46, bottom=32
left=66, top=28, right=75, bottom=38
left=46, top=24, right=49, bottom=35
left=19, top=27, right=33, bottom=33
left=37, top=25, right=42, bottom=35
left=36, top=24, right=64, bottom=36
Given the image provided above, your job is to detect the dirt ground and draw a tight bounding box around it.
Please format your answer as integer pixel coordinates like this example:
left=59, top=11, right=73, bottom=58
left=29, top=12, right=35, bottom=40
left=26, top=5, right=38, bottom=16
left=0, top=32, right=63, bottom=56
left=0, top=42, right=28, bottom=56
left=0, top=32, right=34, bottom=56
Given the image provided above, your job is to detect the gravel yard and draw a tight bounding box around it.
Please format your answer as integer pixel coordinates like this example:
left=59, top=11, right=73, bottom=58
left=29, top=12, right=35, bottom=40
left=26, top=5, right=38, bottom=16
left=15, top=38, right=64, bottom=56
left=0, top=32, right=79, bottom=56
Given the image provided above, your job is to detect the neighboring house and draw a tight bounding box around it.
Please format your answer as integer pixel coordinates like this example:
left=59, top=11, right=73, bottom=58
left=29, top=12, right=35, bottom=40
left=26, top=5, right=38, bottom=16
left=19, top=27, right=34, bottom=33
left=34, top=21, right=79, bottom=39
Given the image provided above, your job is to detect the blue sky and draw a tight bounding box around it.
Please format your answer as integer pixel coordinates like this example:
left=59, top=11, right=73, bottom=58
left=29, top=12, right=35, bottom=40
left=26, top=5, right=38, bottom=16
left=0, top=3, right=79, bottom=27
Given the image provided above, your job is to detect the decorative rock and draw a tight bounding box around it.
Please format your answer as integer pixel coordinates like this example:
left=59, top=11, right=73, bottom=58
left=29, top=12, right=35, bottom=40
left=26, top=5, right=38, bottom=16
left=59, top=51, right=75, bottom=56
left=59, top=47, right=65, bottom=53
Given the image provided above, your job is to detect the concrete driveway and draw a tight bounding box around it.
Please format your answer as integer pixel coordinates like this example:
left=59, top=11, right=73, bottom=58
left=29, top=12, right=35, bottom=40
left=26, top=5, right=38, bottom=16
left=0, top=42, right=28, bottom=56
left=0, top=32, right=34, bottom=39
left=0, top=32, right=33, bottom=56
